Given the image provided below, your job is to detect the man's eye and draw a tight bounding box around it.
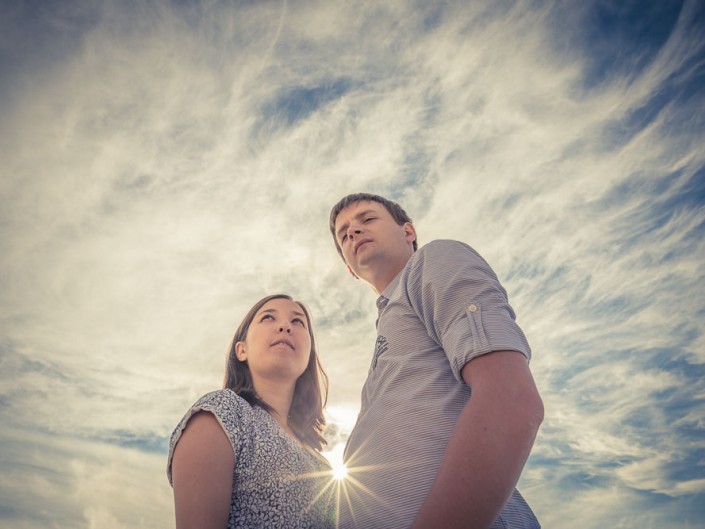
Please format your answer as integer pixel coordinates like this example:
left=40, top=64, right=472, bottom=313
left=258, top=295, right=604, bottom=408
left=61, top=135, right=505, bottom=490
left=364, top=217, right=375, bottom=222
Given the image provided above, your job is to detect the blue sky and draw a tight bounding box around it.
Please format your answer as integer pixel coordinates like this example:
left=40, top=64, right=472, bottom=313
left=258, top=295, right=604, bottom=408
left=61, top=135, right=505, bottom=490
left=1, top=0, right=704, bottom=527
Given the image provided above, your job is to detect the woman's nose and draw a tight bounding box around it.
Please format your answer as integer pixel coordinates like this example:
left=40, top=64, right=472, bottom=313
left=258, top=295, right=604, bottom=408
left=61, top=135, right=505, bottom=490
left=278, top=324, right=291, bottom=333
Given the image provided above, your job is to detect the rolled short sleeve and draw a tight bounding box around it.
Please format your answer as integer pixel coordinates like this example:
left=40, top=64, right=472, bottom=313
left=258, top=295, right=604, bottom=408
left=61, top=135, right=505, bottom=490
left=166, top=389, right=250, bottom=485
left=405, top=240, right=531, bottom=382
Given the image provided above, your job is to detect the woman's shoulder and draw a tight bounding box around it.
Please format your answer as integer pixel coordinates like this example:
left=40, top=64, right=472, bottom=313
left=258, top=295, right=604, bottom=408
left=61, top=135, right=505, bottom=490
left=167, top=390, right=259, bottom=482
left=193, top=388, right=248, bottom=411
left=170, top=390, right=257, bottom=443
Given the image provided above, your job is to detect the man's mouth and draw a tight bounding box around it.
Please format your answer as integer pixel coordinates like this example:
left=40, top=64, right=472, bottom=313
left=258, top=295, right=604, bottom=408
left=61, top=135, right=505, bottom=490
left=354, top=239, right=372, bottom=255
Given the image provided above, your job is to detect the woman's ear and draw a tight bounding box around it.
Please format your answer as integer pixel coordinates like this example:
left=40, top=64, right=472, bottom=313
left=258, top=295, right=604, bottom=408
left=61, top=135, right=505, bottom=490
left=235, top=341, right=247, bottom=362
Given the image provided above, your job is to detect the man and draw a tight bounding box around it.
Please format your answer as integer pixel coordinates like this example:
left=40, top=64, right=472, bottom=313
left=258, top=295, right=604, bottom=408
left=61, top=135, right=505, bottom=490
left=329, top=193, right=544, bottom=529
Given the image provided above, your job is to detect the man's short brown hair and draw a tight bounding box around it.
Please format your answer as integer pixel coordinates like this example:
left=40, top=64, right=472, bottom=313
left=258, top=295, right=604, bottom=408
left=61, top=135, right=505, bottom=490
left=329, top=193, right=417, bottom=259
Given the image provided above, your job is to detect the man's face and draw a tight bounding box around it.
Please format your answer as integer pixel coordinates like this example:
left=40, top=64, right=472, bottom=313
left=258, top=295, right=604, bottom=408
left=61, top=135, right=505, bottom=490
left=333, top=200, right=416, bottom=283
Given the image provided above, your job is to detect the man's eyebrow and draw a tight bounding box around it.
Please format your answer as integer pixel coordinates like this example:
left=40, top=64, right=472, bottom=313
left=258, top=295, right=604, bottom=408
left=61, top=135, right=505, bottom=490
left=336, top=209, right=377, bottom=239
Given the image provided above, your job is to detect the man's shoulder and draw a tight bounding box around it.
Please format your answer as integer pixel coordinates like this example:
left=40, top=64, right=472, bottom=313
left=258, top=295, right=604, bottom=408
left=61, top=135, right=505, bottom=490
left=418, top=239, right=470, bottom=252
left=413, top=239, right=478, bottom=262
left=405, top=239, right=495, bottom=284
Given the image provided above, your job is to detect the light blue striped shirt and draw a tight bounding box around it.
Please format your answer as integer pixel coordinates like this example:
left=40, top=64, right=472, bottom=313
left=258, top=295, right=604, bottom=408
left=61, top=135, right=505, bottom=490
left=340, top=240, right=539, bottom=529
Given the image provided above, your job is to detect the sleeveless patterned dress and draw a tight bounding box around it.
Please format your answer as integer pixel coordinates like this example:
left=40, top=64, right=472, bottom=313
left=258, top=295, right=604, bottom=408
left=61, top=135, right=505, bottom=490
left=168, top=389, right=335, bottom=528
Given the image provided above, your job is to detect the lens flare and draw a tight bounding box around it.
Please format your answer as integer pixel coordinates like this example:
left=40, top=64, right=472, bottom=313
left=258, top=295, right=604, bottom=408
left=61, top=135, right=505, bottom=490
left=331, top=460, right=348, bottom=480
left=323, top=441, right=348, bottom=481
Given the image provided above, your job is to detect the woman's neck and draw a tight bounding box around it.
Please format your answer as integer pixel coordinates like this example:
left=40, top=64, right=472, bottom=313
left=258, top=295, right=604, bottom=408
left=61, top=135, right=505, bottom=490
left=253, top=377, right=296, bottom=432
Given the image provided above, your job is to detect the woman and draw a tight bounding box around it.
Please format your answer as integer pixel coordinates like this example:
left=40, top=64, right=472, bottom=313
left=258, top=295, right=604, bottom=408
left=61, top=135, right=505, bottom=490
left=167, top=294, right=334, bottom=529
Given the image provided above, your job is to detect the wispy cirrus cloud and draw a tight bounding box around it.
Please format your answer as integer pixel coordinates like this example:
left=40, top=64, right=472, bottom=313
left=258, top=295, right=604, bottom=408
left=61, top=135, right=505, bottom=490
left=1, top=0, right=703, bottom=527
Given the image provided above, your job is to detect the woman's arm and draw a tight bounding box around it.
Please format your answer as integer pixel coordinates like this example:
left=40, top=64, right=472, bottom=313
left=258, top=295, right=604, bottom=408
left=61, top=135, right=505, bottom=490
left=171, top=411, right=235, bottom=529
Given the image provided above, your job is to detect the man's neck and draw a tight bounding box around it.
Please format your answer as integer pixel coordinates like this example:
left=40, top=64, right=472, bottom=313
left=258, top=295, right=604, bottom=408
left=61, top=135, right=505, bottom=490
left=368, top=259, right=409, bottom=295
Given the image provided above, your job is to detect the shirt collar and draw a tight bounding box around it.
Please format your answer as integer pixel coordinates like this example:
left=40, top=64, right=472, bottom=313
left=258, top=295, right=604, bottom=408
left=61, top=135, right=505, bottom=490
left=376, top=267, right=404, bottom=312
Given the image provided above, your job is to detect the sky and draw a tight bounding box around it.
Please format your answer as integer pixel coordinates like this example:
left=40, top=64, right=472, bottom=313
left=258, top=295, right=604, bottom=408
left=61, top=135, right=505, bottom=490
left=1, top=0, right=704, bottom=527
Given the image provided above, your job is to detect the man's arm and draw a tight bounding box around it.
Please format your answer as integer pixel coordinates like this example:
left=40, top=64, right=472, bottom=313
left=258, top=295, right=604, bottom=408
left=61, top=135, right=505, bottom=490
left=171, top=411, right=234, bottom=529
left=411, top=350, right=544, bottom=529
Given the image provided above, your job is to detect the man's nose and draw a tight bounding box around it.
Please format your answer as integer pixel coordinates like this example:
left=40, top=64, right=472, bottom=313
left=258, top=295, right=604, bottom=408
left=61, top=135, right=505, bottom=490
left=347, top=224, right=362, bottom=238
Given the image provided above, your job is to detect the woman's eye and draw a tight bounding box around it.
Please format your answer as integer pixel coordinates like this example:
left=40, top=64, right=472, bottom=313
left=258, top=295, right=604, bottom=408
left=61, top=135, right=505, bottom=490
left=260, top=314, right=274, bottom=321
left=292, top=318, right=306, bottom=327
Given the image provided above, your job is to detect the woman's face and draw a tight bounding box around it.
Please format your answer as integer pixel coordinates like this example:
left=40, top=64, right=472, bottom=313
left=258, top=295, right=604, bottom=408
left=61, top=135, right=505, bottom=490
left=235, top=298, right=312, bottom=384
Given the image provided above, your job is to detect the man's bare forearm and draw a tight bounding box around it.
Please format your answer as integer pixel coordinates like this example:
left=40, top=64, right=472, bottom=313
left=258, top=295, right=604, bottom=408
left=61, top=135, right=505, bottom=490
left=411, top=351, right=544, bottom=529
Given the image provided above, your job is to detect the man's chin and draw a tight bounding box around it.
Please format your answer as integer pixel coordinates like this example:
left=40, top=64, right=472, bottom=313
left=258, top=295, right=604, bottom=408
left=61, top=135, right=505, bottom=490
left=351, top=262, right=376, bottom=283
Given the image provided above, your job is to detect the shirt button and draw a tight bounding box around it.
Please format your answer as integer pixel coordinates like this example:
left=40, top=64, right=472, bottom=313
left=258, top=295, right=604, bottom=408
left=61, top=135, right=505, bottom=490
left=468, top=304, right=478, bottom=312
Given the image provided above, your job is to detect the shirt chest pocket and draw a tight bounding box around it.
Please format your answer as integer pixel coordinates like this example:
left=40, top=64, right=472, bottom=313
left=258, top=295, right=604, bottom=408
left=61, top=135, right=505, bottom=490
left=373, top=315, right=442, bottom=372
left=369, top=335, right=388, bottom=370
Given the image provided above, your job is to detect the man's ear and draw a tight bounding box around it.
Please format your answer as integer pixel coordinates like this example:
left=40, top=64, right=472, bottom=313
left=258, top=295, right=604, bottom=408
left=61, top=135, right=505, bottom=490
left=347, top=264, right=359, bottom=279
left=404, top=222, right=417, bottom=245
left=235, top=341, right=247, bottom=362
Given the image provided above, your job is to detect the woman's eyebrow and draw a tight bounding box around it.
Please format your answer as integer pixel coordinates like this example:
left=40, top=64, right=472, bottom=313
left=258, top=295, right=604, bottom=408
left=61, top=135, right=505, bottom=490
left=259, top=308, right=306, bottom=318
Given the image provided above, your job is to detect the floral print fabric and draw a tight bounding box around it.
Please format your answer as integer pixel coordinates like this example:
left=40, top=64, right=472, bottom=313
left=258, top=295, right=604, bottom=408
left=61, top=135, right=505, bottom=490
left=168, top=389, right=335, bottom=528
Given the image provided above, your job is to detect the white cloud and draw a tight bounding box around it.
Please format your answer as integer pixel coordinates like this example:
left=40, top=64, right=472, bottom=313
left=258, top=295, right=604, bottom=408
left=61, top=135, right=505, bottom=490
left=1, top=0, right=704, bottom=527
left=0, top=426, right=172, bottom=529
